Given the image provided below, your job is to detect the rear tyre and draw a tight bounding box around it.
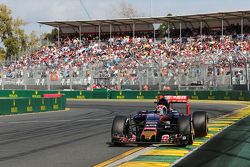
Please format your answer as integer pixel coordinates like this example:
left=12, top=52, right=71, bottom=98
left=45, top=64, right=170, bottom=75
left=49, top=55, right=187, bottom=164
left=178, top=116, right=193, bottom=146
left=193, top=111, right=208, bottom=137
left=111, top=116, right=128, bottom=144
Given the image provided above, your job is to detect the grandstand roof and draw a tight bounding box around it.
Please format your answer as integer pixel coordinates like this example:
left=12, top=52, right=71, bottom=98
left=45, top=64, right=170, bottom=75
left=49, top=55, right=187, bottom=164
left=38, top=10, right=250, bottom=33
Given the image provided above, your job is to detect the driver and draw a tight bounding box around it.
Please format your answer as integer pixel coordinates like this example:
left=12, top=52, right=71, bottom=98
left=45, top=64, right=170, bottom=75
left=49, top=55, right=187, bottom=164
left=157, top=97, right=170, bottom=110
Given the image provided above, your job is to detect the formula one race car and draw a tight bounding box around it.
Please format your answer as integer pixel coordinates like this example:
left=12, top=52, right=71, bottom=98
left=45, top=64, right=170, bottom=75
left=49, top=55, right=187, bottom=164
left=110, top=95, right=208, bottom=146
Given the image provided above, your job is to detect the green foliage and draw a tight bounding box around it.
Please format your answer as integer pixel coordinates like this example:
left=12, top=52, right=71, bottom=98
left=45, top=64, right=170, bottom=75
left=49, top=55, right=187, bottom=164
left=0, top=48, right=5, bottom=60
left=43, top=28, right=59, bottom=43
left=0, top=3, right=36, bottom=60
left=159, top=13, right=173, bottom=37
left=3, top=36, right=19, bottom=58
left=28, top=30, right=39, bottom=50
left=0, top=3, right=12, bottom=40
left=13, top=17, right=28, bottom=51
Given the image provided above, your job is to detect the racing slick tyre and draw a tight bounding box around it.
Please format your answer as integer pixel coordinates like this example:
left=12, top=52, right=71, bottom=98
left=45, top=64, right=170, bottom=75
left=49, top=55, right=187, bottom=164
left=111, top=116, right=129, bottom=144
left=193, top=111, right=208, bottom=137
left=178, top=116, right=193, bottom=146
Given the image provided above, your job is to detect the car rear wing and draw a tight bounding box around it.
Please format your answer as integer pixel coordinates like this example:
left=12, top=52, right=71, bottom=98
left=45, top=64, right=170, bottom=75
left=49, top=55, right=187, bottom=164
left=164, top=95, right=189, bottom=103
left=156, top=95, right=190, bottom=115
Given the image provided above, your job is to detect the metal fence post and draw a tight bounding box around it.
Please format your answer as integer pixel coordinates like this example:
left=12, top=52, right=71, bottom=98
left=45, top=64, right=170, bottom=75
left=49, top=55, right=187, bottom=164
left=118, top=69, right=121, bottom=90
left=204, top=53, right=216, bottom=89
left=24, top=69, right=27, bottom=90
left=47, top=70, right=51, bottom=90
left=70, top=70, right=73, bottom=90
left=1, top=79, right=4, bottom=90
left=146, top=67, right=149, bottom=85
left=138, top=67, right=142, bottom=91
left=239, top=51, right=249, bottom=91
left=246, top=61, right=249, bottom=91
left=229, top=55, right=233, bottom=90
left=212, top=59, right=216, bottom=89
left=158, top=66, right=161, bottom=91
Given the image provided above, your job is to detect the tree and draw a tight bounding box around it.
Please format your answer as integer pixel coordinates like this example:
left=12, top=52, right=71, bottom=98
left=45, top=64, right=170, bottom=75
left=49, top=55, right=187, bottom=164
left=0, top=48, right=5, bottom=61
left=0, top=3, right=12, bottom=40
left=159, top=13, right=173, bottom=37
left=113, top=2, right=142, bottom=18
left=3, top=36, right=19, bottom=59
left=0, top=3, right=27, bottom=60
left=27, top=31, right=39, bottom=51
left=43, top=28, right=60, bottom=44
left=12, top=17, right=28, bottom=51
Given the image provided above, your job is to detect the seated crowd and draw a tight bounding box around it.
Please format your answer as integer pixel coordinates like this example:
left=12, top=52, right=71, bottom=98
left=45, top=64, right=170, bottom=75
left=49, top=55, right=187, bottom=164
left=1, top=27, right=250, bottom=89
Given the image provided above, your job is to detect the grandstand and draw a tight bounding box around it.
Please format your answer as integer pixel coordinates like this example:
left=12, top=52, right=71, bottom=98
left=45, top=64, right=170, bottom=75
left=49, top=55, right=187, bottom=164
left=38, top=10, right=250, bottom=40
left=0, top=10, right=249, bottom=91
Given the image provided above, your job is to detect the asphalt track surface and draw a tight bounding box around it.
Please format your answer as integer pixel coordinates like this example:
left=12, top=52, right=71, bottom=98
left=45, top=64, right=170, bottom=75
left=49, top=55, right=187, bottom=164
left=0, top=100, right=244, bottom=167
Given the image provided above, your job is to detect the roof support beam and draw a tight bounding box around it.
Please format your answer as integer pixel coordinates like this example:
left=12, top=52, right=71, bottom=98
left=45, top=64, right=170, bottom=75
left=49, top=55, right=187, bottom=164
left=116, top=25, right=121, bottom=34
left=153, top=22, right=156, bottom=42
left=57, top=26, right=60, bottom=48
left=241, top=17, right=244, bottom=41
left=179, top=22, right=182, bottom=44
left=110, top=24, right=112, bottom=39
left=188, top=22, right=194, bottom=29
left=133, top=23, right=135, bottom=38
left=200, top=21, right=203, bottom=44
left=171, top=22, right=176, bottom=29
left=79, top=25, right=82, bottom=44
left=98, top=24, right=101, bottom=43
left=168, top=22, right=170, bottom=38
left=203, top=20, right=210, bottom=29
left=221, top=18, right=224, bottom=41
left=129, top=24, right=133, bottom=32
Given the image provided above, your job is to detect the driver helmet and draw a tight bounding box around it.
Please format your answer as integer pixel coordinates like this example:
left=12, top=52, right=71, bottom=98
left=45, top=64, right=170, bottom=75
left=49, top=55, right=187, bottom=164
left=157, top=97, right=170, bottom=109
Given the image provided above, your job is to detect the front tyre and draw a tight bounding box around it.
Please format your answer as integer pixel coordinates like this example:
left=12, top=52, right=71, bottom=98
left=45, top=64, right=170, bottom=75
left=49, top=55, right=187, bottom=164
left=111, top=116, right=128, bottom=144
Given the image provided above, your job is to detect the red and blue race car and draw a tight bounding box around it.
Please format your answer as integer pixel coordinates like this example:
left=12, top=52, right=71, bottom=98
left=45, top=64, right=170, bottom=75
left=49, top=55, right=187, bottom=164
left=110, top=95, right=208, bottom=146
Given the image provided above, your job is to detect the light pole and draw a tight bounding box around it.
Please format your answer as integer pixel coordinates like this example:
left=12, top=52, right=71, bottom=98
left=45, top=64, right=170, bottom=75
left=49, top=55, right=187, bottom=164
left=167, top=22, right=170, bottom=39
left=174, top=56, right=182, bottom=91
left=134, top=57, right=143, bottom=91
left=57, top=26, right=60, bottom=48
left=204, top=53, right=216, bottom=89
left=238, top=51, right=249, bottom=91
left=153, top=58, right=162, bottom=91
left=39, top=24, right=42, bottom=47
left=228, top=54, right=233, bottom=89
